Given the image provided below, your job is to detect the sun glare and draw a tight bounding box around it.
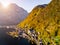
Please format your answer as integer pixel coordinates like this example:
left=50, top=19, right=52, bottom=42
left=2, top=2, right=9, bottom=8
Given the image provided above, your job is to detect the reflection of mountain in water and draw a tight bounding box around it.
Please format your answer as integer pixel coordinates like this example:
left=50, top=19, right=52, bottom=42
left=0, top=28, right=30, bottom=45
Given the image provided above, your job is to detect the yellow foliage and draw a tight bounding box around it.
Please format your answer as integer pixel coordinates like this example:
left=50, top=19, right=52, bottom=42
left=18, top=0, right=60, bottom=44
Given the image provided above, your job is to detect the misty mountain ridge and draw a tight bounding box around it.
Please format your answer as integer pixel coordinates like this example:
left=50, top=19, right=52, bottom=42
left=0, top=3, right=28, bottom=25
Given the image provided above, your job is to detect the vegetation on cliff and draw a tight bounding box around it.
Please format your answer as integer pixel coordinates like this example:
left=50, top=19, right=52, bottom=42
left=18, top=0, right=60, bottom=45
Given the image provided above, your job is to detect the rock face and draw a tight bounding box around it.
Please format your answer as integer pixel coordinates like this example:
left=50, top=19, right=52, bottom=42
left=0, top=3, right=28, bottom=25
left=18, top=0, right=60, bottom=44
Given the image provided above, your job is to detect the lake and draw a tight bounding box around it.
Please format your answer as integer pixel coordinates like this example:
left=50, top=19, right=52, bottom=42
left=0, top=28, right=31, bottom=45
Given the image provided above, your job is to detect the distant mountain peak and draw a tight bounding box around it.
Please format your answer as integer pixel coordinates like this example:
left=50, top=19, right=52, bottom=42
left=9, top=3, right=19, bottom=8
left=36, top=4, right=47, bottom=8
left=0, top=3, right=28, bottom=25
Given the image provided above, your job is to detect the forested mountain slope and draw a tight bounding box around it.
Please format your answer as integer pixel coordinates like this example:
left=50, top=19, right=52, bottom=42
left=18, top=0, right=60, bottom=44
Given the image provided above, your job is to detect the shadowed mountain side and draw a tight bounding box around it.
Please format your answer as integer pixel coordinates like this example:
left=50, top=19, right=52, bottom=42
left=0, top=3, right=28, bottom=25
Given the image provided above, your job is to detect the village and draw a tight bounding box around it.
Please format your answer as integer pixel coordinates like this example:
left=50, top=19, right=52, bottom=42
left=17, top=27, right=43, bottom=45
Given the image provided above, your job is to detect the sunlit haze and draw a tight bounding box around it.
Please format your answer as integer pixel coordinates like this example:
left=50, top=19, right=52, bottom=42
left=0, top=0, right=51, bottom=12
left=2, top=2, right=9, bottom=8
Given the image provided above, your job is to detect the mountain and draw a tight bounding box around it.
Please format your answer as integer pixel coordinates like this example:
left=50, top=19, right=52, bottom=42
left=18, top=0, right=60, bottom=44
left=18, top=4, right=47, bottom=28
left=0, top=3, right=28, bottom=25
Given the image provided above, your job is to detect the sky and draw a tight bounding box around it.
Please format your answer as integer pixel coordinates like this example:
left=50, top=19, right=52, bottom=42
left=0, top=0, right=51, bottom=12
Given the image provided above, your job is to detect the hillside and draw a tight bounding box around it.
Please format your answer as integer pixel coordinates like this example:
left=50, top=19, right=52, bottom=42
left=0, top=3, right=28, bottom=25
left=18, top=0, right=60, bottom=45
left=18, top=4, right=47, bottom=28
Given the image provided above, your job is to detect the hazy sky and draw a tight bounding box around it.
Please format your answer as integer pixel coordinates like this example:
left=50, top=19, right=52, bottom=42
left=0, top=0, right=51, bottom=12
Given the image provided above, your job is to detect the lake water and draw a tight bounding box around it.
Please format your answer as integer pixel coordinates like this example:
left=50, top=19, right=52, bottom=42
left=0, top=28, right=31, bottom=45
